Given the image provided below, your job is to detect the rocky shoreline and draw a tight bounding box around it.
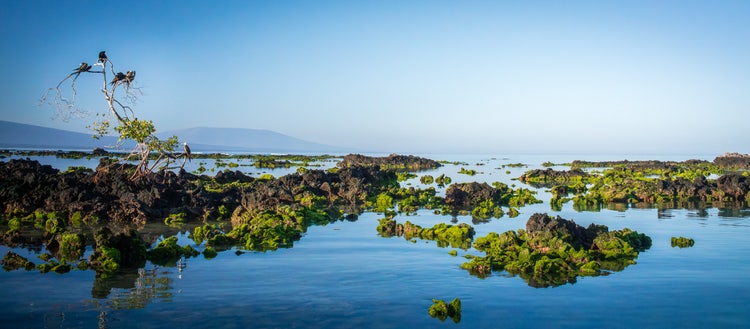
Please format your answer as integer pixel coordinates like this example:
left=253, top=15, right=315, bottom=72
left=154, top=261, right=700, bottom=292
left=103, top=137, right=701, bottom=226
left=1, top=152, right=748, bottom=281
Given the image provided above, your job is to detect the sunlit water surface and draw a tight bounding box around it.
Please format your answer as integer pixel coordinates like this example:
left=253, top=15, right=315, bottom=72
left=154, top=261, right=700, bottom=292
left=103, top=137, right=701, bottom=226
left=1, top=153, right=749, bottom=328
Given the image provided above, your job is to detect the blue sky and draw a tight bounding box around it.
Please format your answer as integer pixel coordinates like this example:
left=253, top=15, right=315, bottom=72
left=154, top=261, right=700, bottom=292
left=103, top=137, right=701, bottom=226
left=1, top=1, right=748, bottom=155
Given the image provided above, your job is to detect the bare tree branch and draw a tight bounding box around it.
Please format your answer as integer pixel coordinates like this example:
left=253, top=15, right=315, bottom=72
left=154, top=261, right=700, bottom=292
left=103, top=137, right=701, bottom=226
left=40, top=51, right=179, bottom=179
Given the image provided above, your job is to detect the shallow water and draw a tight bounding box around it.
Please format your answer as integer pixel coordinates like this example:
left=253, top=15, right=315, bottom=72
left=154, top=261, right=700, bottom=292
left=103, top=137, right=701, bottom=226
left=1, top=153, right=748, bottom=328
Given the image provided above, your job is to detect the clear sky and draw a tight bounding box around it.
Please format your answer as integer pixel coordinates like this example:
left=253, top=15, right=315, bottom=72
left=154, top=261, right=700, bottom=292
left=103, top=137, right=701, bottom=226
left=1, top=0, right=748, bottom=155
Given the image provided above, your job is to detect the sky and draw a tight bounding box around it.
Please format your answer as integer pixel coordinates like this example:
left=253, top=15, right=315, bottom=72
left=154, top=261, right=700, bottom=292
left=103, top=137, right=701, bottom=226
left=1, top=0, right=748, bottom=155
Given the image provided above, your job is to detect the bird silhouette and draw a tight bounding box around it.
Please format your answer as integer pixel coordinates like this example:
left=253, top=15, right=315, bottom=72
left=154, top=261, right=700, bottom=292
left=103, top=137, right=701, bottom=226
left=124, top=70, right=136, bottom=87
left=111, top=72, right=126, bottom=85
left=73, top=62, right=91, bottom=78
left=98, top=51, right=107, bottom=64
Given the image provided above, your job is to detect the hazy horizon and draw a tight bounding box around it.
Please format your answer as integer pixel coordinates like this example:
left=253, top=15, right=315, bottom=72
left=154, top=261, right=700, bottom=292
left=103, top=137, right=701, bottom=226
left=1, top=1, right=748, bottom=155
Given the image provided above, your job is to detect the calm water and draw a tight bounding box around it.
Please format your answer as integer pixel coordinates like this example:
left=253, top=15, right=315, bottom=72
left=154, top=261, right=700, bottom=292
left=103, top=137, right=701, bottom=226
left=1, top=153, right=749, bottom=328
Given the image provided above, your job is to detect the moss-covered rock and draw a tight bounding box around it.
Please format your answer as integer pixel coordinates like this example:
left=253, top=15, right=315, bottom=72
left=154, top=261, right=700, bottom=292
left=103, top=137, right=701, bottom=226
left=428, top=298, right=461, bottom=323
left=1, top=251, right=35, bottom=271
left=671, top=236, right=695, bottom=248
left=146, top=236, right=200, bottom=265
left=88, top=227, right=147, bottom=277
left=57, top=233, right=86, bottom=263
left=461, top=213, right=651, bottom=287
left=377, top=219, right=475, bottom=249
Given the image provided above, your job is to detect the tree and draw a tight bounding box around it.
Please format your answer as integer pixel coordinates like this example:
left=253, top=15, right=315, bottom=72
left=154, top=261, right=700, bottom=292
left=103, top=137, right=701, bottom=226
left=41, top=51, right=180, bottom=178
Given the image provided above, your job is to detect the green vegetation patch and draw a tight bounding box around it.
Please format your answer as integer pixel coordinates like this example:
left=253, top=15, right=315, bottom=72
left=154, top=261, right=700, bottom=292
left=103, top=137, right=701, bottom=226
left=146, top=236, right=201, bottom=265
left=1, top=251, right=36, bottom=271
left=428, top=298, right=461, bottom=323
left=377, top=218, right=475, bottom=249
left=461, top=213, right=651, bottom=287
left=671, top=236, right=695, bottom=248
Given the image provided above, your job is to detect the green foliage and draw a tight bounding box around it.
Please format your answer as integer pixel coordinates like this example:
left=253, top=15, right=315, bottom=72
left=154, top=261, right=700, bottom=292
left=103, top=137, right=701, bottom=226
left=671, top=236, right=695, bottom=248
left=420, top=175, right=434, bottom=184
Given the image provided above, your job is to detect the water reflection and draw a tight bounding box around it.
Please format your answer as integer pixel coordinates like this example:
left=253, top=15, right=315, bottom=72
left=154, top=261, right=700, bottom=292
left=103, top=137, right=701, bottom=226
left=91, top=266, right=175, bottom=309
left=718, top=208, right=750, bottom=218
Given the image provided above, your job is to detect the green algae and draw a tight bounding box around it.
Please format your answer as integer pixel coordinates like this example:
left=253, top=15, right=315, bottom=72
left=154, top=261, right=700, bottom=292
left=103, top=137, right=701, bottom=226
left=428, top=298, right=461, bottom=323
left=146, top=236, right=200, bottom=266
left=671, top=236, right=695, bottom=248
left=461, top=214, right=651, bottom=287
left=1, top=251, right=35, bottom=271
left=377, top=218, right=475, bottom=249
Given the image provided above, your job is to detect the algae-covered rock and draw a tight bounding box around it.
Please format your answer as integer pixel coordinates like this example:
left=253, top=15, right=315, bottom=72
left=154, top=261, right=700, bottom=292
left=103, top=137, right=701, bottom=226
left=1, top=251, right=35, bottom=271
left=377, top=218, right=475, bottom=249
left=146, top=236, right=200, bottom=266
left=428, top=298, right=461, bottom=323
left=462, top=213, right=651, bottom=287
left=89, top=227, right=147, bottom=277
left=671, top=236, right=695, bottom=248
left=57, top=233, right=86, bottom=263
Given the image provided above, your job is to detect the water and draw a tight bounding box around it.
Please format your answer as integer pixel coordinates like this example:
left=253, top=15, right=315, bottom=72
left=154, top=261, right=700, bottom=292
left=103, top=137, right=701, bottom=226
left=1, top=153, right=748, bottom=328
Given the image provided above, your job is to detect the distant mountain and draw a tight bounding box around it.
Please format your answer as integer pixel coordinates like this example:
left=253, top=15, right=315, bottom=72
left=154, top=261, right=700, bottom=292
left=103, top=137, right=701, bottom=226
left=158, top=127, right=343, bottom=153
left=0, top=120, right=344, bottom=153
left=0, top=120, right=122, bottom=150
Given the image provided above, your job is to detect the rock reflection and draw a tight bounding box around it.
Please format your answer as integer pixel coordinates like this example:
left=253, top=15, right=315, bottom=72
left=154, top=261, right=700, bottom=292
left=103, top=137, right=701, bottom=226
left=92, top=267, right=175, bottom=309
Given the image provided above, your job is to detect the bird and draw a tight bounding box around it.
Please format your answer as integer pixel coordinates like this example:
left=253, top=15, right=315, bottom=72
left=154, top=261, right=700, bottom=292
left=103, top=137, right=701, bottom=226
left=183, top=143, right=191, bottom=162
left=124, top=70, right=136, bottom=86
left=98, top=51, right=107, bottom=64
left=73, top=62, right=91, bottom=77
left=110, top=72, right=126, bottom=85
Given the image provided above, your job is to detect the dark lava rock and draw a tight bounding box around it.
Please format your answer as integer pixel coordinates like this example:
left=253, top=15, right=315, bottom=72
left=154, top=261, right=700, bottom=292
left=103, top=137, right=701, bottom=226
left=214, top=170, right=254, bottom=184
left=714, top=153, right=750, bottom=169
left=0, top=159, right=60, bottom=213
left=518, top=168, right=588, bottom=184
left=445, top=182, right=497, bottom=209
left=526, top=213, right=604, bottom=249
left=338, top=154, right=441, bottom=170
left=717, top=174, right=750, bottom=200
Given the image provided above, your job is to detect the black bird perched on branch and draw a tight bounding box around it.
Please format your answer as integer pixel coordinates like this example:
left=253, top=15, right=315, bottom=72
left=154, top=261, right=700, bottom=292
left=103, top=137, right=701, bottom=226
left=124, top=70, right=136, bottom=87
left=73, top=62, right=91, bottom=78
left=98, top=51, right=107, bottom=64
left=111, top=72, right=126, bottom=85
